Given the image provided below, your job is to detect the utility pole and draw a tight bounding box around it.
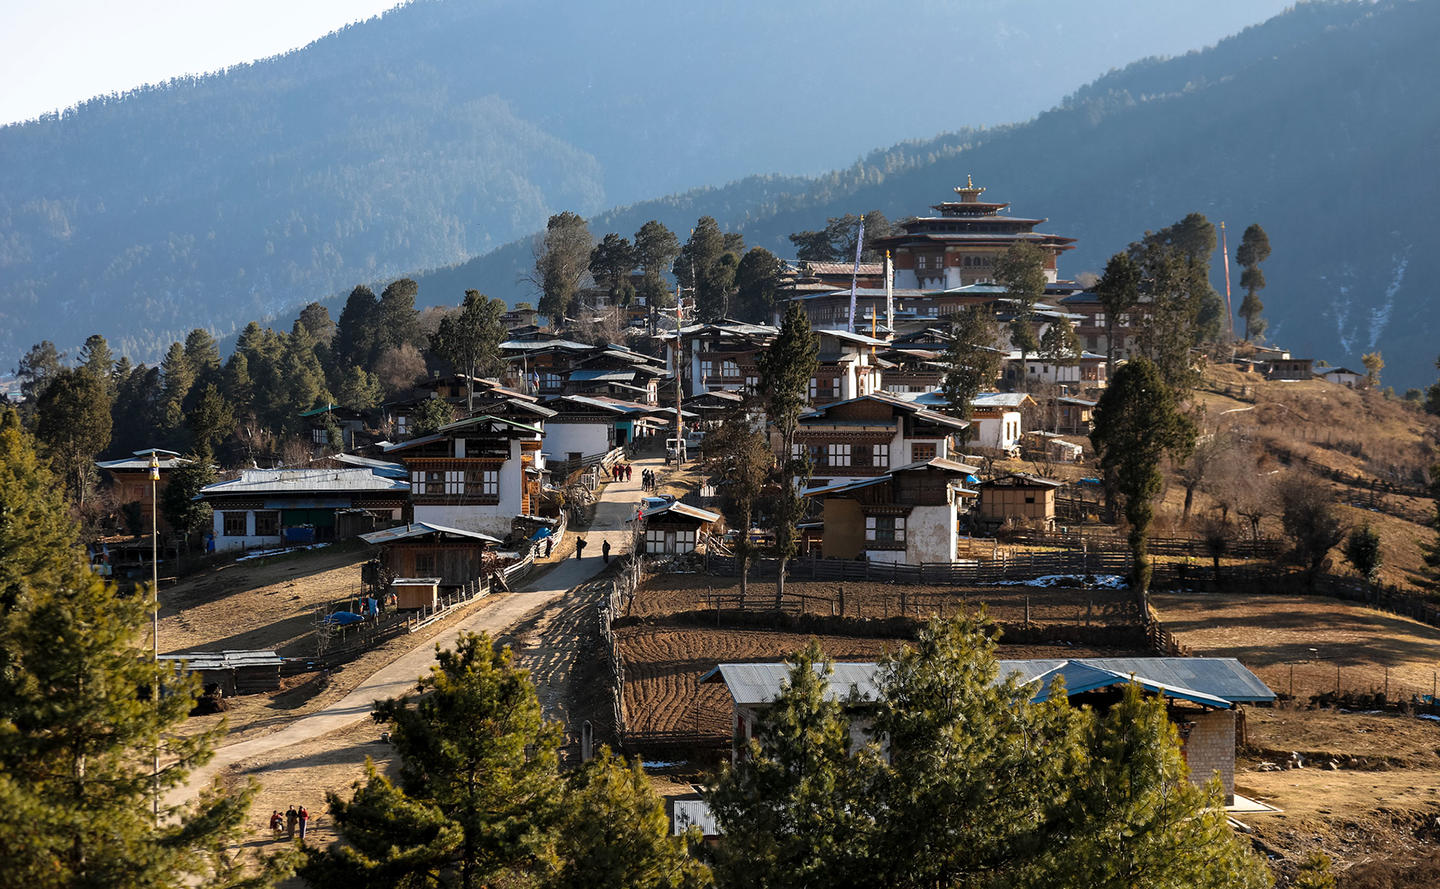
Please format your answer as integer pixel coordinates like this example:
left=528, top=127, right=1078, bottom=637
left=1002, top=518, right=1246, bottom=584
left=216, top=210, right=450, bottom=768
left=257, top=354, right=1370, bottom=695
left=675, top=281, right=685, bottom=464
left=149, top=450, right=160, bottom=821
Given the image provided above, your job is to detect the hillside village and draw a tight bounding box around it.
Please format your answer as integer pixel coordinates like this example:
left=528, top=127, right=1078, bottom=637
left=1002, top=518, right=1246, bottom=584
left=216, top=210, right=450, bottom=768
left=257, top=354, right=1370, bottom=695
left=9, top=179, right=1440, bottom=888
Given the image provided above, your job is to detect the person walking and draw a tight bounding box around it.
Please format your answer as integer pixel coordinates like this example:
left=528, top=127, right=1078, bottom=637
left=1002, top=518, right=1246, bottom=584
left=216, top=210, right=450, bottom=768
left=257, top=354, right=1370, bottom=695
left=269, top=810, right=284, bottom=840
left=602, top=540, right=611, bottom=563
left=626, top=463, right=633, bottom=482
left=298, top=805, right=310, bottom=840
left=575, top=537, right=587, bottom=559
left=544, top=536, right=554, bottom=558
left=285, top=805, right=298, bottom=839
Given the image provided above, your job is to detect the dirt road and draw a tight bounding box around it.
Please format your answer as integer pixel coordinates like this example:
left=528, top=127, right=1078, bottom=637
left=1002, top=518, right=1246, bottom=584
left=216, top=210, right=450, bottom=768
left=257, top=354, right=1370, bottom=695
left=168, top=458, right=651, bottom=809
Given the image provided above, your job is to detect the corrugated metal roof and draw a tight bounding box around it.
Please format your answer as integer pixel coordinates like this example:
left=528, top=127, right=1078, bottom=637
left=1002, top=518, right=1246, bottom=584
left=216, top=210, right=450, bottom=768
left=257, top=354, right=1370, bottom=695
left=332, top=453, right=408, bottom=478
left=158, top=649, right=283, bottom=670
left=201, top=468, right=408, bottom=496
left=639, top=501, right=721, bottom=523
left=96, top=450, right=191, bottom=471
left=672, top=800, right=719, bottom=837
left=568, top=369, right=638, bottom=382
left=359, top=522, right=502, bottom=545
left=703, top=658, right=1275, bottom=708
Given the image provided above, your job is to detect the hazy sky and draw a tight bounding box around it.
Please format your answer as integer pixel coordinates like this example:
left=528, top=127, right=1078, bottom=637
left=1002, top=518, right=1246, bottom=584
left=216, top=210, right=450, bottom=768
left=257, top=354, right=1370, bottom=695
left=0, top=0, right=404, bottom=125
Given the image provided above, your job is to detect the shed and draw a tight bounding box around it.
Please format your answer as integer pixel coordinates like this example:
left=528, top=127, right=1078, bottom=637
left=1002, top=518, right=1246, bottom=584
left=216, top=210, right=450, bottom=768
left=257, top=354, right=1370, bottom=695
left=157, top=649, right=283, bottom=696
left=977, top=473, right=1064, bottom=529
left=391, top=577, right=441, bottom=610
left=636, top=501, right=721, bottom=555
left=361, top=522, right=503, bottom=588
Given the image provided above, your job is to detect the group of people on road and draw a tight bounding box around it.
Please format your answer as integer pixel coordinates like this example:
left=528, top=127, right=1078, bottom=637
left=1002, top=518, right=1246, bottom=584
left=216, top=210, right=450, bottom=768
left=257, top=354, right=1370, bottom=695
left=608, top=462, right=634, bottom=483
left=269, top=805, right=310, bottom=842
left=641, top=468, right=658, bottom=492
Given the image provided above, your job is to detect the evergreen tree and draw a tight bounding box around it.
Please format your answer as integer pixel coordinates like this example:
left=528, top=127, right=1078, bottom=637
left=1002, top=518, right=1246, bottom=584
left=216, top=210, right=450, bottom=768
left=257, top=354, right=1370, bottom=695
left=588, top=233, right=638, bottom=300
left=1091, top=358, right=1196, bottom=598
left=534, top=212, right=594, bottom=324
left=429, top=291, right=506, bottom=412
left=110, top=363, right=164, bottom=456
left=551, top=749, right=709, bottom=889
left=297, top=301, right=337, bottom=345
left=410, top=398, right=456, bottom=437
left=79, top=333, right=116, bottom=393
left=1060, top=684, right=1271, bottom=889
left=706, top=642, right=868, bottom=889
left=1096, top=251, right=1141, bottom=378
left=335, top=364, right=384, bottom=412
left=188, top=383, right=235, bottom=459
left=278, top=325, right=333, bottom=430
left=159, top=340, right=195, bottom=434
left=940, top=306, right=1003, bottom=438
left=1130, top=242, right=1209, bottom=390
left=304, top=632, right=562, bottom=889
left=788, top=228, right=836, bottom=262
left=677, top=217, right=738, bottom=321
left=1236, top=223, right=1271, bottom=341
left=376, top=279, right=424, bottom=355
left=733, top=247, right=785, bottom=323
left=756, top=302, right=818, bottom=609
left=33, top=366, right=113, bottom=506
left=183, top=328, right=222, bottom=383
left=15, top=340, right=65, bottom=404
left=1344, top=522, right=1382, bottom=584
left=1362, top=350, right=1384, bottom=388
left=222, top=352, right=257, bottom=422
left=1039, top=315, right=1081, bottom=368
left=868, top=618, right=1087, bottom=889
left=0, top=414, right=277, bottom=888
left=1291, top=853, right=1337, bottom=889
left=334, top=285, right=381, bottom=371
left=162, top=454, right=217, bottom=544
left=634, top=220, right=681, bottom=322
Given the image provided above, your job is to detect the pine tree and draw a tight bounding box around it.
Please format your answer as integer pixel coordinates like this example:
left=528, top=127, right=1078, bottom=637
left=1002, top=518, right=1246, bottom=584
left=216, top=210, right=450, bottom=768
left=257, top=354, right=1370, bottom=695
left=79, top=333, right=116, bottom=393
left=734, top=247, right=785, bottom=323
left=184, top=328, right=222, bottom=383
left=1091, top=358, right=1197, bottom=599
left=1344, top=522, right=1382, bottom=584
left=1236, top=223, right=1271, bottom=341
left=589, top=233, right=638, bottom=300
left=34, top=366, right=113, bottom=506
left=334, top=285, right=381, bottom=371
left=702, top=406, right=772, bottom=603
left=376, top=279, right=424, bottom=355
left=162, top=455, right=217, bottom=545
left=995, top=242, right=1048, bottom=385
left=534, top=212, right=594, bottom=324
left=551, top=748, right=709, bottom=889
left=706, top=642, right=868, bottom=889
left=429, top=291, right=506, bottom=412
left=1096, top=251, right=1141, bottom=378
left=940, top=306, right=1003, bottom=439
left=756, top=302, right=818, bottom=609
left=159, top=340, right=195, bottom=434
left=188, top=382, right=235, bottom=459
left=0, top=413, right=280, bottom=888
left=1291, top=853, right=1337, bottom=889
left=304, top=632, right=562, bottom=889
left=335, top=364, right=384, bottom=412
left=1059, top=684, right=1271, bottom=889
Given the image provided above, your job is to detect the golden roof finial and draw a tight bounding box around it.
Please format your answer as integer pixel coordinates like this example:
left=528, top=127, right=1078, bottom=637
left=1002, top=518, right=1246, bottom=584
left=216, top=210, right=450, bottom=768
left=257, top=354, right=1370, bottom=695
left=954, top=174, right=985, bottom=200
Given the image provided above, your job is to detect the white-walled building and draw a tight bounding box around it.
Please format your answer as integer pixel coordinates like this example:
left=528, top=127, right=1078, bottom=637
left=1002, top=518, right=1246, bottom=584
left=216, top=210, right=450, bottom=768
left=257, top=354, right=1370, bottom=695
left=793, top=392, right=972, bottom=491
left=805, top=457, right=978, bottom=564
left=199, top=468, right=408, bottom=552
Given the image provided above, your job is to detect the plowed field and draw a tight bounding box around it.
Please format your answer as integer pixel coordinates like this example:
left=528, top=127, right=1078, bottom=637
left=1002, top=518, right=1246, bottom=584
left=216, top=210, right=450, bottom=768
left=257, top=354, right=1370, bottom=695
left=628, top=574, right=1138, bottom=626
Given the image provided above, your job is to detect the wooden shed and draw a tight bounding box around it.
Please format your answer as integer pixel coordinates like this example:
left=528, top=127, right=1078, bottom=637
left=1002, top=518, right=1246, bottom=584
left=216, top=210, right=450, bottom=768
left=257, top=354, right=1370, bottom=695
left=157, top=649, right=283, bottom=696
left=391, top=577, right=441, bottom=610
left=976, top=473, right=1065, bottom=529
left=360, top=522, right=504, bottom=589
left=638, top=501, right=722, bottom=555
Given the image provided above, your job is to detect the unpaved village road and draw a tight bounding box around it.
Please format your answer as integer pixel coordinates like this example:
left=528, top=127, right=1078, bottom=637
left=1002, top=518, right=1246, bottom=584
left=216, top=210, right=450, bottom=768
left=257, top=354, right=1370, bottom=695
left=167, top=457, right=655, bottom=808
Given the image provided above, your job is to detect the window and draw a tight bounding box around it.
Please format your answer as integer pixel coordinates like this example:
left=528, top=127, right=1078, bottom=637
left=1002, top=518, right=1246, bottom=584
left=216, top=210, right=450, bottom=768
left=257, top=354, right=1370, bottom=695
left=395, top=414, right=410, bottom=437
left=865, top=515, right=906, bottom=544
left=1094, top=312, right=1106, bottom=326
left=872, top=444, right=889, bottom=469
left=312, top=427, right=327, bottom=444
left=1025, top=495, right=1036, bottom=504
left=911, top=442, right=937, bottom=462
left=254, top=511, right=279, bottom=537
left=700, top=360, right=714, bottom=381
left=222, top=511, right=247, bottom=537
left=808, top=377, right=818, bottom=400
left=466, top=468, right=500, bottom=499
left=540, top=372, right=561, bottom=390
left=722, top=360, right=740, bottom=378
left=791, top=443, right=804, bottom=460
left=414, top=552, right=437, bottom=576
left=827, top=443, right=851, bottom=467
left=445, top=471, right=465, bottom=495
left=745, top=375, right=759, bottom=391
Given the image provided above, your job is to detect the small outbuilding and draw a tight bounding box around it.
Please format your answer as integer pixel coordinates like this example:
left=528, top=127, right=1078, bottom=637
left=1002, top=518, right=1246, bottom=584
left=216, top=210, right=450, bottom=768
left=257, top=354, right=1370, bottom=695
left=976, top=473, right=1064, bottom=529
left=360, top=522, right=503, bottom=588
left=157, top=649, right=284, bottom=695
left=637, top=501, right=721, bottom=555
left=390, top=577, right=441, bottom=610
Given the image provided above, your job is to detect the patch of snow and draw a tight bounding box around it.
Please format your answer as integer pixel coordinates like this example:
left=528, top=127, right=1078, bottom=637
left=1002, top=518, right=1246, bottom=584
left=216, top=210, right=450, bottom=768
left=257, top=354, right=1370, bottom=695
left=985, top=574, right=1127, bottom=589
left=1367, top=251, right=1409, bottom=349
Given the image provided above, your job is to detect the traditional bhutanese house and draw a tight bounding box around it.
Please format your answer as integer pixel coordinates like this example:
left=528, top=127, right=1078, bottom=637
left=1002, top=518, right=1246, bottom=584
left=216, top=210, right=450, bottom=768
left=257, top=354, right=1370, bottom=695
left=876, top=345, right=948, bottom=395
left=95, top=448, right=192, bottom=531
left=1263, top=358, right=1314, bottom=381
left=1052, top=395, right=1097, bottom=434
left=384, top=374, right=542, bottom=438
left=657, top=320, right=778, bottom=398
left=1318, top=366, right=1364, bottom=388
left=298, top=403, right=368, bottom=449
left=701, top=657, right=1276, bottom=804
left=542, top=395, right=633, bottom=461
left=967, top=392, right=1036, bottom=453
left=683, top=388, right=747, bottom=427
left=976, top=472, right=1064, bottom=529
left=636, top=501, right=721, bottom=556
left=793, top=391, right=972, bottom=490
left=804, top=456, right=979, bottom=563
left=1012, top=349, right=1109, bottom=389
left=383, top=413, right=546, bottom=539
left=566, top=343, right=666, bottom=404
left=501, top=306, right=540, bottom=329
left=811, top=328, right=887, bottom=406
left=360, top=521, right=502, bottom=588
left=871, top=177, right=1078, bottom=291
left=199, top=468, right=408, bottom=551
left=498, top=336, right=596, bottom=396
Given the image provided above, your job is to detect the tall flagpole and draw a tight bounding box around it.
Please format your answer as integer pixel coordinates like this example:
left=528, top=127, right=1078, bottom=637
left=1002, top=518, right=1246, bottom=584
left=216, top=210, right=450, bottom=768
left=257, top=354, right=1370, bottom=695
left=1220, top=221, right=1235, bottom=341
left=885, top=250, right=894, bottom=337
left=847, top=215, right=865, bottom=334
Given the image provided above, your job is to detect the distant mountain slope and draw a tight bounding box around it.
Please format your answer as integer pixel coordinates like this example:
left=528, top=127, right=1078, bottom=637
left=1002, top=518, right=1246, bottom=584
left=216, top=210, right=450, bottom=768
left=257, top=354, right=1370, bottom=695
left=420, top=0, right=1440, bottom=387
left=0, top=0, right=1288, bottom=363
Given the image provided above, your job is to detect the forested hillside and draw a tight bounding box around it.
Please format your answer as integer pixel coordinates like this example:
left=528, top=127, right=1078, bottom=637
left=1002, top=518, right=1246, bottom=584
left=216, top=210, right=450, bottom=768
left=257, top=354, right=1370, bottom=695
left=0, top=0, right=1286, bottom=365
left=419, top=0, right=1439, bottom=387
